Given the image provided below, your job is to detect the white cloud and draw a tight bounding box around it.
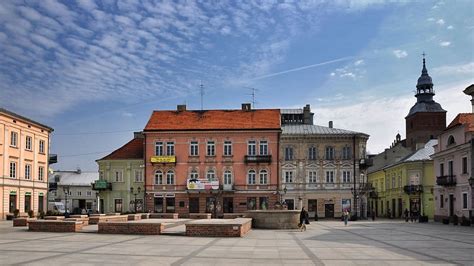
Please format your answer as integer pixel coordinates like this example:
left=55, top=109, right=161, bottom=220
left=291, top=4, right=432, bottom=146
left=393, top=49, right=408, bottom=58
left=432, top=62, right=474, bottom=75
left=330, top=72, right=336, bottom=76
left=427, top=18, right=435, bottom=22
left=447, top=25, right=453, bottom=30
left=436, top=19, right=445, bottom=25
left=354, top=59, right=364, bottom=66
left=439, top=41, right=451, bottom=47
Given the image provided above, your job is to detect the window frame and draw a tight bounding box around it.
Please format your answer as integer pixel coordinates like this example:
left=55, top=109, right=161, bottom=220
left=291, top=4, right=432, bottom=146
left=462, top=192, right=468, bottom=209
left=462, top=157, right=468, bottom=174
left=285, top=146, right=293, bottom=161
left=224, top=170, right=232, bottom=185
left=25, top=164, right=31, bottom=180
left=206, top=141, right=215, bottom=156
left=25, top=136, right=32, bottom=151
left=259, top=140, right=268, bottom=155
left=10, top=131, right=18, bottom=147
left=259, top=169, right=268, bottom=184
left=325, top=146, right=334, bottom=160
left=206, top=169, right=216, bottom=181
left=308, top=146, right=317, bottom=160
left=134, top=169, right=143, bottom=182
left=166, top=170, right=175, bottom=185
left=154, top=170, right=163, bottom=185
left=155, top=142, right=164, bottom=156
left=39, top=140, right=45, bottom=154
left=247, top=169, right=256, bottom=184
left=248, top=140, right=257, bottom=156
left=114, top=170, right=123, bottom=182
left=166, top=142, right=175, bottom=156
left=308, top=170, right=317, bottom=183
left=9, top=162, right=16, bottom=178
left=223, top=141, right=232, bottom=156
left=38, top=166, right=44, bottom=181
left=284, top=170, right=294, bottom=183
left=325, top=170, right=334, bottom=183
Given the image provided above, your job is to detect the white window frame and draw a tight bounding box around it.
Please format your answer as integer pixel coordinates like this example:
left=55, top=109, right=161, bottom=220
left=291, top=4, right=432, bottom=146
left=308, top=171, right=317, bottom=183
left=207, top=169, right=216, bottom=181
left=38, top=166, right=44, bottom=181
left=462, top=192, right=468, bottom=209
left=325, top=170, right=334, bottom=183
left=259, top=169, right=268, bottom=184
left=166, top=142, right=175, bottom=156
left=285, top=146, right=293, bottom=161
left=77, top=191, right=82, bottom=196
left=325, top=146, right=334, bottom=160
left=259, top=140, right=268, bottom=155
left=223, top=141, right=232, bottom=156
left=284, top=170, right=294, bottom=183
left=10, top=131, right=18, bottom=147
left=155, top=170, right=163, bottom=185
left=166, top=170, right=175, bottom=185
left=25, top=136, right=32, bottom=151
left=39, top=140, right=45, bottom=154
left=135, top=170, right=143, bottom=182
left=86, top=191, right=92, bottom=197
left=224, top=170, right=232, bottom=185
left=10, top=162, right=16, bottom=178
left=342, top=171, right=351, bottom=183
left=207, top=141, right=215, bottom=156
left=248, top=140, right=256, bottom=156
left=114, top=170, right=123, bottom=182
left=342, top=146, right=351, bottom=160
left=190, top=169, right=199, bottom=180
left=155, top=142, right=164, bottom=156
left=25, top=164, right=31, bottom=180
left=247, top=169, right=256, bottom=184
left=190, top=141, right=199, bottom=156
left=308, top=146, right=317, bottom=160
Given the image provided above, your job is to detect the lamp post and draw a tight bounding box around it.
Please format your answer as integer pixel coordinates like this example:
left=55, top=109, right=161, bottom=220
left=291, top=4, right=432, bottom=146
left=63, top=185, right=70, bottom=217
left=130, top=186, right=141, bottom=213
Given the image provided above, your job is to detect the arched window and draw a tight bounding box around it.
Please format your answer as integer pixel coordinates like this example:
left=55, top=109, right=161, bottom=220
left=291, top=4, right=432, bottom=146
left=247, top=170, right=256, bottom=184
left=154, top=170, right=163, bottom=185
left=190, top=169, right=199, bottom=180
left=166, top=170, right=174, bottom=185
left=447, top=135, right=456, bottom=146
left=207, top=169, right=216, bottom=181
left=224, top=170, right=232, bottom=185
left=259, top=169, right=268, bottom=184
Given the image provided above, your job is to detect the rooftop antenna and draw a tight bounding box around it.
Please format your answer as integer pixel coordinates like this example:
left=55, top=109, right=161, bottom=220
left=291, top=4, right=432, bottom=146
left=245, top=87, right=259, bottom=108
left=199, top=81, right=204, bottom=111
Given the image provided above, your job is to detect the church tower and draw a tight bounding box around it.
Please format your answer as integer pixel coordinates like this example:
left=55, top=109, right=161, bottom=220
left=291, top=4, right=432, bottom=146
left=405, top=55, right=446, bottom=150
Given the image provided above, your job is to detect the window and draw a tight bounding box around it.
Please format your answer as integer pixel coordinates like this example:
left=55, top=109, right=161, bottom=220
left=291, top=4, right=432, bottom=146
left=206, top=141, right=215, bottom=156
left=224, top=170, right=232, bottom=185
left=9, top=162, right=16, bottom=178
left=325, top=146, right=334, bottom=160
left=308, top=146, right=317, bottom=160
left=248, top=140, right=256, bottom=156
left=462, top=157, right=468, bottom=174
left=440, top=194, right=444, bottom=208
left=223, top=141, right=232, bottom=156
left=259, top=170, right=268, bottom=184
left=447, top=135, right=455, bottom=146
left=190, top=169, right=199, bottom=180
left=463, top=192, right=468, bottom=209
left=342, top=171, right=351, bottom=183
left=308, top=171, right=317, bottom=183
left=39, top=140, right=45, bottom=153
left=392, top=176, right=395, bottom=189
left=77, top=191, right=82, bottom=196
left=155, top=142, right=163, bottom=156
left=154, top=170, right=163, bottom=184
left=247, top=197, right=257, bottom=210
left=166, top=142, right=175, bottom=156
left=114, top=170, right=123, bottom=182
left=342, top=146, right=351, bottom=160
left=284, top=171, right=294, bottom=183
left=166, top=170, right=174, bottom=184
left=285, top=147, right=293, bottom=161
left=38, top=166, right=44, bottom=181
left=448, top=161, right=454, bottom=176
left=325, top=171, right=334, bottom=183
left=207, top=169, right=216, bottom=181
left=10, top=131, right=18, bottom=147
left=99, top=171, right=104, bottom=180
left=247, top=170, right=256, bottom=184
left=259, top=140, right=268, bottom=155
left=25, top=164, right=31, bottom=180
left=440, top=163, right=444, bottom=176
left=25, top=136, right=32, bottom=150
left=259, top=197, right=268, bottom=210
left=135, top=170, right=143, bottom=182
left=114, top=199, right=123, bottom=213
left=86, top=191, right=92, bottom=197
left=190, top=141, right=199, bottom=156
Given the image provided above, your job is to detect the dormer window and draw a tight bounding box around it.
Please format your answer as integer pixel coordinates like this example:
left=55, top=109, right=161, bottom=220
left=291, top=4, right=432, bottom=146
left=447, top=135, right=455, bottom=146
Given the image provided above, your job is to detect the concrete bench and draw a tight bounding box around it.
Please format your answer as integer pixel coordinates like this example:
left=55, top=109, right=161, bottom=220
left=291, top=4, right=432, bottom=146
left=65, top=217, right=90, bottom=226
left=128, top=214, right=142, bottom=221
left=98, top=222, right=164, bottom=235
left=189, top=213, right=212, bottom=219
left=90, top=214, right=106, bottom=217
left=28, top=220, right=83, bottom=232
left=185, top=218, right=252, bottom=237
left=13, top=218, right=36, bottom=227
left=106, top=213, right=121, bottom=216
left=89, top=215, right=128, bottom=225
left=70, top=215, right=88, bottom=219
left=149, top=213, right=179, bottom=219
left=141, top=213, right=150, bottom=219
left=44, top=216, right=65, bottom=220
left=223, top=213, right=245, bottom=219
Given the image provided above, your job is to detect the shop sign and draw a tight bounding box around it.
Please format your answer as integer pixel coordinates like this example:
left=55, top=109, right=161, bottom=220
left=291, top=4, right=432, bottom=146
left=187, top=178, right=219, bottom=190
left=150, top=156, right=176, bottom=163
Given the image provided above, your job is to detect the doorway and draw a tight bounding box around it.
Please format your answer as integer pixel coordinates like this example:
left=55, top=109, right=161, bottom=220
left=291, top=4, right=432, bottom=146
left=189, top=198, right=199, bottom=213
left=398, top=198, right=403, bottom=218
left=223, top=197, right=233, bottom=213
left=100, top=199, right=104, bottom=214
left=449, top=194, right=454, bottom=217
left=24, top=195, right=31, bottom=213
left=308, top=199, right=317, bottom=218
left=285, top=199, right=295, bottom=210
left=391, top=199, right=396, bottom=218
left=325, top=204, right=334, bottom=218
left=154, top=197, right=163, bottom=213
left=9, top=195, right=17, bottom=213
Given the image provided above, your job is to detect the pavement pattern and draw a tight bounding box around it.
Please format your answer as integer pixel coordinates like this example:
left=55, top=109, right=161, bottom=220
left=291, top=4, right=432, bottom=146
left=0, top=220, right=473, bottom=265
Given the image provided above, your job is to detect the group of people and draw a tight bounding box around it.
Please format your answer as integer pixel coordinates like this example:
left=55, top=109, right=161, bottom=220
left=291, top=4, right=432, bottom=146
left=404, top=208, right=419, bottom=222
left=299, top=208, right=352, bottom=231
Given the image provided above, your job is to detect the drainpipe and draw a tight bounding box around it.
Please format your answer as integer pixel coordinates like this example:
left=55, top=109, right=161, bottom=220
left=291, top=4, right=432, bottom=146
left=277, top=130, right=281, bottom=207
left=353, top=135, right=357, bottom=219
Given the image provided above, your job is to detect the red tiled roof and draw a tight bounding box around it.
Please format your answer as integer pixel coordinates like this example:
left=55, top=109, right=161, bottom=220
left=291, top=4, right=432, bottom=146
left=144, top=109, right=281, bottom=131
left=446, top=113, right=474, bottom=132
left=98, top=137, right=144, bottom=161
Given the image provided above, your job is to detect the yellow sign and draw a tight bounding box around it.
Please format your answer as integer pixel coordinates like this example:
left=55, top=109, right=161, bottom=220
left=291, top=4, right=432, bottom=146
left=150, top=156, right=176, bottom=163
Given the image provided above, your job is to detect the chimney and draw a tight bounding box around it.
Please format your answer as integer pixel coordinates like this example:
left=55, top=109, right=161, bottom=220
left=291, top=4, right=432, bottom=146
left=303, top=104, right=314, bottom=125
left=177, top=104, right=187, bottom=112
left=329, top=121, right=333, bottom=128
left=241, top=103, right=251, bottom=111
left=463, top=84, right=474, bottom=113
left=76, top=168, right=81, bottom=174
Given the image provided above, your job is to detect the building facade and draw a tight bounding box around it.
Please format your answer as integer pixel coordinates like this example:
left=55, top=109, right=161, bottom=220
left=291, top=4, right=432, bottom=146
left=48, top=170, right=99, bottom=213
left=95, top=132, right=144, bottom=214
left=143, top=104, right=280, bottom=217
left=0, top=108, right=53, bottom=219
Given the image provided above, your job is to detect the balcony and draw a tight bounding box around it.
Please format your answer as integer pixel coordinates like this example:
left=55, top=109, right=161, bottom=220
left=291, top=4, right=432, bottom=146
left=244, top=155, right=271, bottom=164
left=150, top=155, right=176, bottom=164
left=403, top=185, right=424, bottom=194
left=436, top=175, right=456, bottom=186
left=359, top=158, right=373, bottom=170
left=92, top=180, right=112, bottom=191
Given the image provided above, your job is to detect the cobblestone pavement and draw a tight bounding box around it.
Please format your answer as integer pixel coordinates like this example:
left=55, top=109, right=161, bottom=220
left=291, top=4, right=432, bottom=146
left=1, top=220, right=473, bottom=265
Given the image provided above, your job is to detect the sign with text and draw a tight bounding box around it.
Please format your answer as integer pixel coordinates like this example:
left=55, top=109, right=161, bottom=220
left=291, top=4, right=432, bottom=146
left=150, top=156, right=176, bottom=163
left=187, top=178, right=219, bottom=190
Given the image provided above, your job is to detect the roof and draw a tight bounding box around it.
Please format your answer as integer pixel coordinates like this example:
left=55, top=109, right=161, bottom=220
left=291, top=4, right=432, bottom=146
left=282, top=124, right=369, bottom=137
left=98, top=137, right=144, bottom=161
left=403, top=139, right=437, bottom=162
left=0, top=108, right=53, bottom=132
left=53, top=171, right=99, bottom=186
left=144, top=109, right=281, bottom=131
left=446, top=113, right=474, bottom=132
left=406, top=100, right=446, bottom=117
left=281, top=109, right=303, bottom=114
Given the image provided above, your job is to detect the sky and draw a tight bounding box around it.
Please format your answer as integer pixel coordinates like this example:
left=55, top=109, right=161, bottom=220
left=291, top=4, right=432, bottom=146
left=0, top=0, right=473, bottom=171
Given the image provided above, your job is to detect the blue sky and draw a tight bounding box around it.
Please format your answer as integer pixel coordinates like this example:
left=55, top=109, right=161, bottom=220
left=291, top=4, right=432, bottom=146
left=0, top=0, right=473, bottom=171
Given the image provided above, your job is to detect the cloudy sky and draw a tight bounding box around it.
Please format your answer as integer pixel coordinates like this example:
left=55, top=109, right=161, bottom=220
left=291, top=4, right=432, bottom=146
left=0, top=0, right=473, bottom=171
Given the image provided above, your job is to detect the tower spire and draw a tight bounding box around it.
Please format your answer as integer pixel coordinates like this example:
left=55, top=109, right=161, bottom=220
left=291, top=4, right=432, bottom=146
left=421, top=52, right=428, bottom=75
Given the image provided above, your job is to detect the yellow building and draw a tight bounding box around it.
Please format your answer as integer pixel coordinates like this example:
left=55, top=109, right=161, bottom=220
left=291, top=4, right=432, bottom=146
left=368, top=140, right=436, bottom=219
left=0, top=108, right=53, bottom=219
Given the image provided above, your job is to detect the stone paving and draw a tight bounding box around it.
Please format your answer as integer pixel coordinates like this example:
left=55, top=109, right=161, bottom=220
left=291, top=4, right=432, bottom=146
left=0, top=219, right=473, bottom=265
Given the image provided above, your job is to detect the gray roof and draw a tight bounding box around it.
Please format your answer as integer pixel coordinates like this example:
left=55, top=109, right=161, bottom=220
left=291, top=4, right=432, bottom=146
left=403, top=139, right=437, bottom=162
left=0, top=108, right=54, bottom=132
left=282, top=124, right=368, bottom=136
left=54, top=171, right=99, bottom=186
left=407, top=100, right=446, bottom=117
left=281, top=109, right=303, bottom=114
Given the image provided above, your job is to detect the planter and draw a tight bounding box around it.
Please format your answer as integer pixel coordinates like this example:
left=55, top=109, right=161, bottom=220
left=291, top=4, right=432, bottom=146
left=419, top=216, right=428, bottom=223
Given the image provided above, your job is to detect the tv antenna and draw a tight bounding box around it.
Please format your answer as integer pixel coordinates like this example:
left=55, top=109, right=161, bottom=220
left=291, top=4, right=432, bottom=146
left=199, top=81, right=204, bottom=111
left=244, top=87, right=259, bottom=108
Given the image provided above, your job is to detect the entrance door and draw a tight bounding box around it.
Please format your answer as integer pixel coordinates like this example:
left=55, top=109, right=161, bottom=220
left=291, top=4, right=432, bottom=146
left=38, top=196, right=44, bottom=213
left=100, top=199, right=104, bottom=213
left=398, top=198, right=403, bottom=218
left=154, top=198, right=163, bottom=213
left=325, top=204, right=334, bottom=218
left=449, top=194, right=454, bottom=217
left=79, top=199, right=86, bottom=209
left=166, top=198, right=175, bottom=213
left=24, top=195, right=31, bottom=213
left=375, top=201, right=378, bottom=216
left=189, top=198, right=199, bottom=213
left=223, top=197, right=233, bottom=213
left=391, top=199, right=396, bottom=218
left=9, top=195, right=17, bottom=213
left=285, top=199, right=295, bottom=210
left=308, top=199, right=317, bottom=218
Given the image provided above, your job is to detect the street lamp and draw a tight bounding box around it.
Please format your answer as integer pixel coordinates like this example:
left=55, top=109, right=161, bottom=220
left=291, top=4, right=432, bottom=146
left=130, top=186, right=141, bottom=213
left=63, top=185, right=70, bottom=217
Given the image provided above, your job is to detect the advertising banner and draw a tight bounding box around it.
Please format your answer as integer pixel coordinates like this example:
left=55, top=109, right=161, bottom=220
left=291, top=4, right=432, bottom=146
left=187, top=178, right=219, bottom=190
left=342, top=199, right=351, bottom=212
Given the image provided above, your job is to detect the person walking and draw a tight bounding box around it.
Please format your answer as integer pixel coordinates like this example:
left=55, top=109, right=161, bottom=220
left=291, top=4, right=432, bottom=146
left=404, top=208, right=409, bottom=222
left=299, top=207, right=307, bottom=231
left=343, top=209, right=349, bottom=226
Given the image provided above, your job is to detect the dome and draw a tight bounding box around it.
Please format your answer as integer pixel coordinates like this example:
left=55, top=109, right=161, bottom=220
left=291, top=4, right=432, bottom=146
left=416, top=58, right=433, bottom=87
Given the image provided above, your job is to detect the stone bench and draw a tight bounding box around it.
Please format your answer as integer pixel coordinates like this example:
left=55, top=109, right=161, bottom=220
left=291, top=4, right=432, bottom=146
left=189, top=213, right=212, bottom=219
left=13, top=218, right=36, bottom=227
left=89, top=215, right=128, bottom=225
left=90, top=214, right=106, bottom=217
left=44, top=216, right=65, bottom=220
left=141, top=213, right=150, bottom=219
left=128, top=214, right=142, bottom=221
left=65, top=217, right=90, bottom=226
left=149, top=213, right=179, bottom=219
left=28, top=220, right=83, bottom=232
left=106, top=213, right=121, bottom=216
left=70, top=215, right=88, bottom=219
left=186, top=218, right=252, bottom=237
left=223, top=213, right=245, bottom=219
left=98, top=222, right=164, bottom=235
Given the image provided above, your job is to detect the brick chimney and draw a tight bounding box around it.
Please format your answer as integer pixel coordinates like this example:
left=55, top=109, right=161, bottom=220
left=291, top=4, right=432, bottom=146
left=329, top=121, right=333, bottom=128
left=303, top=104, right=314, bottom=125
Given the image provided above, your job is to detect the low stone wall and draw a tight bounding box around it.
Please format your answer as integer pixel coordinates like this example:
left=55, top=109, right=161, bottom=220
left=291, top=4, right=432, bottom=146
left=141, top=213, right=150, bottom=219
left=245, top=210, right=300, bottom=229
left=98, top=222, right=164, bottom=235
left=149, top=213, right=179, bottom=219
left=128, top=214, right=142, bottom=221
left=89, top=215, right=128, bottom=225
left=106, top=213, right=121, bottom=216
left=223, top=213, right=245, bottom=219
left=185, top=218, right=252, bottom=237
left=65, top=217, right=89, bottom=226
left=13, top=218, right=36, bottom=227
left=44, top=216, right=65, bottom=220
left=189, top=213, right=212, bottom=219
left=28, top=220, right=83, bottom=232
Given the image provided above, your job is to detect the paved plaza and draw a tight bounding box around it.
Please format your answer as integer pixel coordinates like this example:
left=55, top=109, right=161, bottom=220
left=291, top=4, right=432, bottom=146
left=0, top=220, right=473, bottom=265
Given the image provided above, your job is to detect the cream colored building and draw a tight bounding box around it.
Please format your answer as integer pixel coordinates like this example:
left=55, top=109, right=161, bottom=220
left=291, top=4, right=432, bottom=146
left=0, top=108, right=53, bottom=219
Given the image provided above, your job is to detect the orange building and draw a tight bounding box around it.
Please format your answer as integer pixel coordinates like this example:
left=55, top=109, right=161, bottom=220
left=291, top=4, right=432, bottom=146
left=0, top=108, right=53, bottom=219
left=143, top=104, right=281, bottom=217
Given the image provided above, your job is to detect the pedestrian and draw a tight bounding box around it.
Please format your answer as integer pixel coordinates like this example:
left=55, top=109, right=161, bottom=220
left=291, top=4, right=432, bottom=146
left=410, top=210, right=414, bottom=222
left=299, top=207, right=307, bottom=231
left=343, top=209, right=349, bottom=226
left=404, top=208, right=409, bottom=222
left=371, top=211, right=375, bottom=221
